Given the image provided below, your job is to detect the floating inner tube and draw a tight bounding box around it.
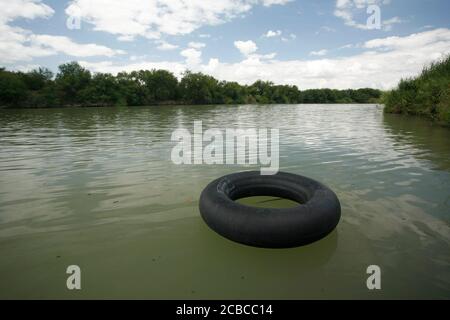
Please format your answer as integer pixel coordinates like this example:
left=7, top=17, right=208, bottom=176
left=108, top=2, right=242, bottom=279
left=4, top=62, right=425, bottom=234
left=199, top=171, right=341, bottom=248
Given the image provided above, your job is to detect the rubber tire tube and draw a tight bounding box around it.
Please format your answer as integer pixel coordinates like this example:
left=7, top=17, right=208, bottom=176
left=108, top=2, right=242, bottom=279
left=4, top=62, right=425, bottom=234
left=199, top=171, right=341, bottom=248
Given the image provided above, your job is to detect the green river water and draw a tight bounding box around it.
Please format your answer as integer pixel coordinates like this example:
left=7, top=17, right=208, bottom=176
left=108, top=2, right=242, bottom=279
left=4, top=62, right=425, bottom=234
left=0, top=104, right=449, bottom=299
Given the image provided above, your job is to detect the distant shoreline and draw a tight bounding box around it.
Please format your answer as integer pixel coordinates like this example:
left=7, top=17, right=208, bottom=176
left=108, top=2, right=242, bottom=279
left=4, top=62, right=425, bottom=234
left=0, top=62, right=382, bottom=109
left=0, top=102, right=384, bottom=110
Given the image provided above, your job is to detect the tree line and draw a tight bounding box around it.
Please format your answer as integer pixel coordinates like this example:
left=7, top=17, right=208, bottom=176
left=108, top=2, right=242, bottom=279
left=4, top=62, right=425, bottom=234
left=0, top=62, right=382, bottom=108
left=383, top=55, right=450, bottom=126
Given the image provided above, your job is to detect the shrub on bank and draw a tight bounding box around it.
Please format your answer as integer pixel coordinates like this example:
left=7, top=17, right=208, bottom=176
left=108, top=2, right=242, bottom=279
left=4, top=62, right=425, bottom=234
left=383, top=55, right=450, bottom=126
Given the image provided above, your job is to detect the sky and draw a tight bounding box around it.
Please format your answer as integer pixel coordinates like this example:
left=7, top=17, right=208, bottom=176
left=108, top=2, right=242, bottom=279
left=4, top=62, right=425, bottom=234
left=1, top=0, right=450, bottom=89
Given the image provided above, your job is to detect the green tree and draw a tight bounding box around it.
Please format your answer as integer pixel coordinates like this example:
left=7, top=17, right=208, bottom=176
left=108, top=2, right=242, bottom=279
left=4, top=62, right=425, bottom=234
left=55, top=62, right=91, bottom=105
left=0, top=69, right=28, bottom=107
left=116, top=71, right=145, bottom=106
left=179, top=71, right=220, bottom=104
left=21, top=68, right=53, bottom=91
left=138, top=69, right=179, bottom=104
left=0, top=63, right=385, bottom=108
left=220, top=81, right=246, bottom=104
left=81, top=73, right=123, bottom=106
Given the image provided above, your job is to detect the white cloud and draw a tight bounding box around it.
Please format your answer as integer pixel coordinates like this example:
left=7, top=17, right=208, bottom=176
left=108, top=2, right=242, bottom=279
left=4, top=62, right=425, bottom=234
left=281, top=33, right=296, bottom=42
left=156, top=40, right=179, bottom=50
left=259, top=52, right=277, bottom=59
left=76, top=28, right=450, bottom=91
left=117, top=35, right=136, bottom=42
left=364, top=28, right=450, bottom=50
left=234, top=40, right=258, bottom=56
left=30, top=35, right=125, bottom=57
left=0, top=26, right=126, bottom=62
left=381, top=16, right=404, bottom=31
left=130, top=55, right=148, bottom=61
left=339, top=43, right=358, bottom=50
left=246, top=52, right=277, bottom=60
left=188, top=42, right=206, bottom=49
left=0, top=0, right=54, bottom=23
left=264, top=30, right=282, bottom=38
left=180, top=48, right=202, bottom=66
left=80, top=60, right=187, bottom=78
left=0, top=0, right=125, bottom=63
left=0, top=24, right=53, bottom=63
left=65, top=0, right=292, bottom=40
left=334, top=0, right=403, bottom=31
left=261, top=0, right=292, bottom=6
left=10, top=64, right=41, bottom=72
left=309, top=49, right=328, bottom=56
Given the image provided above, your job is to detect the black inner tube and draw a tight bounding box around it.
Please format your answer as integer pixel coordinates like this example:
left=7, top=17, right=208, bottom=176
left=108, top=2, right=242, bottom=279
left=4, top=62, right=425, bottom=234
left=199, top=171, right=341, bottom=248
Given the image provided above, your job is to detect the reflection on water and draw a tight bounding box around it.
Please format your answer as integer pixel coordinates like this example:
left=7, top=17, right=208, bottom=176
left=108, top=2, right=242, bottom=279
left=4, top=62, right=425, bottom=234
left=0, top=104, right=449, bottom=299
left=383, top=113, right=450, bottom=171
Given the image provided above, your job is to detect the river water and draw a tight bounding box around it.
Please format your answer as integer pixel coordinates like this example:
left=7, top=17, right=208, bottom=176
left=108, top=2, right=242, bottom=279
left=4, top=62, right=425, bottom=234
left=0, top=104, right=449, bottom=299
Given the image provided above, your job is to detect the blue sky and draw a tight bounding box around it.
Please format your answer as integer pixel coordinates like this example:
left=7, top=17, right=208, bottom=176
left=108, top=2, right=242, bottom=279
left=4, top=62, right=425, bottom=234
left=1, top=0, right=450, bottom=89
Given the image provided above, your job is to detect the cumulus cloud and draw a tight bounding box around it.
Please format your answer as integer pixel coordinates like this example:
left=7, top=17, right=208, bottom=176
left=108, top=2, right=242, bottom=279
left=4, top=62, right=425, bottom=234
left=76, top=28, right=450, bottom=90
left=310, top=49, right=328, bottom=56
left=364, top=28, right=450, bottom=50
left=264, top=30, right=282, bottom=38
left=0, top=28, right=126, bottom=62
left=188, top=42, right=206, bottom=49
left=0, top=0, right=54, bottom=23
left=156, top=40, right=178, bottom=50
left=31, top=35, right=125, bottom=57
left=234, top=40, right=258, bottom=56
left=261, top=0, right=292, bottom=6
left=0, top=0, right=125, bottom=63
left=80, top=60, right=187, bottom=77
left=0, top=24, right=53, bottom=63
left=65, top=0, right=292, bottom=40
left=258, top=52, right=277, bottom=59
left=281, top=33, right=296, bottom=42
left=381, top=16, right=405, bottom=31
left=10, top=64, right=41, bottom=72
left=180, top=48, right=202, bottom=65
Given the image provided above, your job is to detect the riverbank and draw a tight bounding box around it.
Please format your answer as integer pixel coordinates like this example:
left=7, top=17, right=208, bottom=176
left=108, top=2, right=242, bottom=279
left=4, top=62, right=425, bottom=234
left=383, top=55, right=450, bottom=127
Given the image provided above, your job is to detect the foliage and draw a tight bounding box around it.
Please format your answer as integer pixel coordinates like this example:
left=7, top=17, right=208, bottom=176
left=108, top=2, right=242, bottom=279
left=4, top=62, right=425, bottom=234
left=383, top=55, right=450, bottom=126
left=0, top=62, right=383, bottom=108
left=55, top=62, right=92, bottom=106
left=0, top=69, right=28, bottom=107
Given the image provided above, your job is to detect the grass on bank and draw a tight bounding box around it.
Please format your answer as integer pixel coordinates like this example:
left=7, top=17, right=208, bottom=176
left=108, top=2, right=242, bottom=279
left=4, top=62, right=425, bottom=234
left=383, top=55, right=450, bottom=126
